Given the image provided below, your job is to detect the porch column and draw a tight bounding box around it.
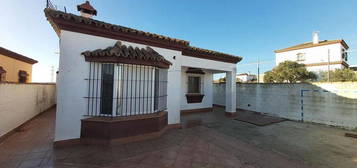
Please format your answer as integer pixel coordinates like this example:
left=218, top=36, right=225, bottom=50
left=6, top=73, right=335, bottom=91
left=225, top=69, right=236, bottom=116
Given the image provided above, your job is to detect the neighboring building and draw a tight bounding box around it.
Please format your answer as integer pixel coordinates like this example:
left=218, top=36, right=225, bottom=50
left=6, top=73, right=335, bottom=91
left=275, top=32, right=349, bottom=74
left=350, top=65, right=357, bottom=71
left=236, top=73, right=257, bottom=83
left=258, top=73, right=265, bottom=83
left=0, top=47, right=38, bottom=83
left=213, top=79, right=220, bottom=84
left=45, top=2, right=242, bottom=144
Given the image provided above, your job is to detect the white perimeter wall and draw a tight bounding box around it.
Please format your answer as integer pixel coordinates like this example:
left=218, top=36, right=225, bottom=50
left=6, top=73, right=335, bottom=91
left=0, top=83, right=56, bottom=138
left=57, top=30, right=236, bottom=141
left=213, top=82, right=357, bottom=129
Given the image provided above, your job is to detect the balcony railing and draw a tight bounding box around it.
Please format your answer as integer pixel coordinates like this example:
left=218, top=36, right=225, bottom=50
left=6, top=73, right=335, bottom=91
left=46, top=0, right=67, bottom=12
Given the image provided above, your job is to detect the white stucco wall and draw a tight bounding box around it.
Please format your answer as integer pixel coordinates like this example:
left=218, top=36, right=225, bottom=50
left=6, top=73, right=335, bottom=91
left=56, top=30, right=237, bottom=141
left=276, top=43, right=347, bottom=73
left=0, top=83, right=56, bottom=138
left=213, top=82, right=357, bottom=129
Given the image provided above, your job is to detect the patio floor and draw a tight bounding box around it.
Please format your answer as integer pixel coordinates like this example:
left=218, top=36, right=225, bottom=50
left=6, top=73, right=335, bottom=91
left=0, top=107, right=356, bottom=168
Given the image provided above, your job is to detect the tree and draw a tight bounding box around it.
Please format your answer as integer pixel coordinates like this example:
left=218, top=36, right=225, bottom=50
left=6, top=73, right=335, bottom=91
left=264, top=61, right=316, bottom=83
left=218, top=77, right=226, bottom=83
left=320, top=69, right=357, bottom=82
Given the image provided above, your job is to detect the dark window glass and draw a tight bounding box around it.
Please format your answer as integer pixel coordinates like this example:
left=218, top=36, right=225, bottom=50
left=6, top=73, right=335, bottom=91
left=18, top=70, right=28, bottom=83
left=100, top=64, right=114, bottom=115
left=0, top=73, right=5, bottom=82
left=0, top=67, right=5, bottom=82
left=154, top=68, right=159, bottom=111
left=188, top=76, right=200, bottom=93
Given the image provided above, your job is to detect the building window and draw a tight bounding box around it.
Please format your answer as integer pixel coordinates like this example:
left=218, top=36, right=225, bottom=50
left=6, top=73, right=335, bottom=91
left=0, top=73, right=4, bottom=82
left=0, top=66, right=6, bottom=82
left=18, top=70, right=28, bottom=83
left=188, top=76, right=201, bottom=93
left=100, top=64, right=114, bottom=115
left=296, top=53, right=305, bottom=62
left=154, top=68, right=168, bottom=112
left=86, top=63, right=168, bottom=117
left=342, top=49, right=348, bottom=61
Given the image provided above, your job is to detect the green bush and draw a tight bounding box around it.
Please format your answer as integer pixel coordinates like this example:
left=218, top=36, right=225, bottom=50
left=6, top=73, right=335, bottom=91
left=264, top=61, right=316, bottom=83
left=320, top=69, right=357, bottom=82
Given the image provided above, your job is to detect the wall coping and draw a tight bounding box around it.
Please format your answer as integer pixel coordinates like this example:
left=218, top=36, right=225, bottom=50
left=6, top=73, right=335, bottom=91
left=213, top=82, right=357, bottom=85
left=0, top=82, right=56, bottom=85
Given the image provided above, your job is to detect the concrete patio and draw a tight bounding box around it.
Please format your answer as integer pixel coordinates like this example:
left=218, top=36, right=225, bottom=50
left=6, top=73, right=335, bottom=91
left=0, top=107, right=356, bottom=168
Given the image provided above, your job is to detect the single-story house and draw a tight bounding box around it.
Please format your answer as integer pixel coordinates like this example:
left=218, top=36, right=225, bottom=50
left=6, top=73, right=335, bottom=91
left=236, top=73, right=257, bottom=83
left=45, top=1, right=242, bottom=145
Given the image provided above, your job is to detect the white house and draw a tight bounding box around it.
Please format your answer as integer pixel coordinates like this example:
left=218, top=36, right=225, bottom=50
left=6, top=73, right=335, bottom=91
left=45, top=1, right=242, bottom=145
left=236, top=73, right=257, bottom=83
left=275, top=32, right=349, bottom=74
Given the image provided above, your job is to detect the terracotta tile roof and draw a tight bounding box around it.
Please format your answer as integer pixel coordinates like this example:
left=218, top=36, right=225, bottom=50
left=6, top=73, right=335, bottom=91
left=44, top=8, right=189, bottom=47
left=0, top=47, right=38, bottom=64
left=275, top=40, right=349, bottom=53
left=182, top=46, right=242, bottom=63
left=44, top=8, right=242, bottom=63
left=82, top=41, right=172, bottom=68
left=237, top=73, right=249, bottom=76
left=77, top=1, right=97, bottom=15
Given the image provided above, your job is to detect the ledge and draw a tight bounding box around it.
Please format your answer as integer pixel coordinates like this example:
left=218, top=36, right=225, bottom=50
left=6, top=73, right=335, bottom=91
left=181, top=107, right=212, bottom=115
left=80, top=111, right=168, bottom=142
left=185, top=94, right=204, bottom=103
left=54, top=123, right=182, bottom=147
left=82, top=111, right=167, bottom=122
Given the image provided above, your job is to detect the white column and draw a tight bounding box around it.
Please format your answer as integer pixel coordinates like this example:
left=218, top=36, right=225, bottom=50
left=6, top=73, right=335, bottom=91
left=167, top=66, right=181, bottom=124
left=225, top=69, right=236, bottom=113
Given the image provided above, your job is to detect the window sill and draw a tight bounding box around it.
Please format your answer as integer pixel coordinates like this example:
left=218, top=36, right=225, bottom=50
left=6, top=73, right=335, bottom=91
left=185, top=94, right=204, bottom=103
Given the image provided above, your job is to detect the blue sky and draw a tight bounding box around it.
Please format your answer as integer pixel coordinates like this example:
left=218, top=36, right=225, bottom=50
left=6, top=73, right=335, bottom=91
left=1, top=0, right=357, bottom=82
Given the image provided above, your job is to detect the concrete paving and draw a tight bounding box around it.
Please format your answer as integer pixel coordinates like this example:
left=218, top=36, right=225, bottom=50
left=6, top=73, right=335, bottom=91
left=182, top=107, right=357, bottom=168
left=0, top=106, right=356, bottom=168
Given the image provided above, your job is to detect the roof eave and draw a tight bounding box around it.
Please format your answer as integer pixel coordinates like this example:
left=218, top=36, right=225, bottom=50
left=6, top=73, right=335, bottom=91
left=275, top=40, right=349, bottom=53
left=44, top=8, right=242, bottom=64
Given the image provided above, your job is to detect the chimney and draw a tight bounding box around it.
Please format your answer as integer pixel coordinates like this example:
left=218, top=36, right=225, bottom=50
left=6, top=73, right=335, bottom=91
left=312, top=31, right=319, bottom=44
left=77, top=1, right=97, bottom=18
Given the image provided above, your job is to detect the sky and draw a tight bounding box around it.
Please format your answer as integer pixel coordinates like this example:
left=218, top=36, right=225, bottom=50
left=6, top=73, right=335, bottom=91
left=1, top=0, right=357, bottom=82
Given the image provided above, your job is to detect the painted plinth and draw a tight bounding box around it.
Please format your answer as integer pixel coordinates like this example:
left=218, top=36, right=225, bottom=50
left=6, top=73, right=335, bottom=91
left=80, top=111, right=168, bottom=144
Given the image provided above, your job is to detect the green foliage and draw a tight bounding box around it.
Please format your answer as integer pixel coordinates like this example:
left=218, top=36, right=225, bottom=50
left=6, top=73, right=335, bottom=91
left=320, top=69, right=357, bottom=82
left=218, top=77, right=226, bottom=83
left=264, top=61, right=316, bottom=83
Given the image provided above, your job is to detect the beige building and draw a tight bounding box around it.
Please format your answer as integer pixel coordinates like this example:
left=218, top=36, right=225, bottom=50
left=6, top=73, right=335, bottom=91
left=0, top=47, right=37, bottom=83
